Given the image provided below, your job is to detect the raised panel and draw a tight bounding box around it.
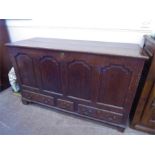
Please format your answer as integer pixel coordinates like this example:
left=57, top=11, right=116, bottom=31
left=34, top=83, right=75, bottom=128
left=39, top=56, right=61, bottom=93
left=15, top=53, right=36, bottom=87
left=98, top=64, right=132, bottom=107
left=67, top=60, right=92, bottom=100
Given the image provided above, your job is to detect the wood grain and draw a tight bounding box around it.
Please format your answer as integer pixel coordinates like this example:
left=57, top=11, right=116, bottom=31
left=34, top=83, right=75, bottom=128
left=7, top=37, right=146, bottom=131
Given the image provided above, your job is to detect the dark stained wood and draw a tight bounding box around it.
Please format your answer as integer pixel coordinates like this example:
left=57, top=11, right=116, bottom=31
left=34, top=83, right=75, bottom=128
left=39, top=56, right=61, bottom=93
left=6, top=37, right=146, bottom=59
left=130, top=35, right=155, bottom=134
left=7, top=37, right=147, bottom=131
left=57, top=99, right=74, bottom=112
left=15, top=53, right=36, bottom=87
left=67, top=60, right=92, bottom=100
left=0, top=19, right=12, bottom=91
left=78, top=104, right=124, bottom=124
left=98, top=64, right=132, bottom=107
left=22, top=90, right=55, bottom=106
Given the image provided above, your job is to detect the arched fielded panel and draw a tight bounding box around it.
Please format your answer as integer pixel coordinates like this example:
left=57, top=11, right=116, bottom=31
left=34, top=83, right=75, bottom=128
left=15, top=53, right=36, bottom=87
left=39, top=56, right=61, bottom=93
left=67, top=60, right=92, bottom=100
left=98, top=65, right=132, bottom=107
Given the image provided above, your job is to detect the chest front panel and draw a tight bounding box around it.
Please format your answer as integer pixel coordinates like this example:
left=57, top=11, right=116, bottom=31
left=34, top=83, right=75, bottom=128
left=9, top=47, right=144, bottom=129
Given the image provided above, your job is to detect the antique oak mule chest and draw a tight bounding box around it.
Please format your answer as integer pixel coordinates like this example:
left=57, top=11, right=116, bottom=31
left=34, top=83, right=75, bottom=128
left=6, top=38, right=147, bottom=131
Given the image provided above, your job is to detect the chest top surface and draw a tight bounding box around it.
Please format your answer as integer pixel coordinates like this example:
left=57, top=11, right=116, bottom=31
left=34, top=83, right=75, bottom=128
left=6, top=37, right=148, bottom=59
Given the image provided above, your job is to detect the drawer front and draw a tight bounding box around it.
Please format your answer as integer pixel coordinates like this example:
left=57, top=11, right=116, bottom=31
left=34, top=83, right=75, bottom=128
left=57, top=99, right=74, bottom=112
left=78, top=104, right=123, bottom=124
left=22, top=91, right=54, bottom=106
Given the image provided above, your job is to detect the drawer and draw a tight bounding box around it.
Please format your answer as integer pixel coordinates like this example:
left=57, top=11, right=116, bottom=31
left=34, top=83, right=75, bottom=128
left=78, top=104, right=123, bottom=124
left=22, top=90, right=54, bottom=106
left=57, top=99, right=74, bottom=112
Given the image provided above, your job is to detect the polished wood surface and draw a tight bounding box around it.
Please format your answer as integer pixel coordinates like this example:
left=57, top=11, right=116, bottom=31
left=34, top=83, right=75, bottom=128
left=0, top=19, right=12, bottom=91
left=7, top=38, right=146, bottom=131
left=131, top=35, right=155, bottom=134
left=6, top=37, right=147, bottom=59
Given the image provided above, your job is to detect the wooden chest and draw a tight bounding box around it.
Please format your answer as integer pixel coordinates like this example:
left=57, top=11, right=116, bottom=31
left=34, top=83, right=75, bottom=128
left=6, top=38, right=147, bottom=131
left=131, top=35, right=155, bottom=134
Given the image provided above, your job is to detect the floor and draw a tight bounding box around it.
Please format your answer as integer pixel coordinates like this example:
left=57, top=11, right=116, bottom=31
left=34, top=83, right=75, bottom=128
left=0, top=88, right=147, bottom=135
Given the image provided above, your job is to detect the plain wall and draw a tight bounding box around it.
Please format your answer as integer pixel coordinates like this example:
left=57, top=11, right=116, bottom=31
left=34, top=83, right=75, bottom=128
left=6, top=0, right=154, bottom=46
